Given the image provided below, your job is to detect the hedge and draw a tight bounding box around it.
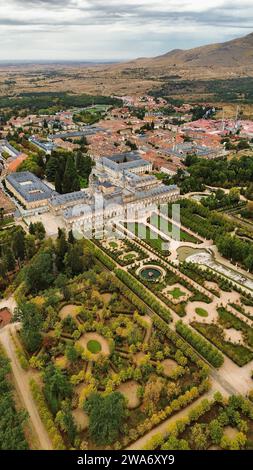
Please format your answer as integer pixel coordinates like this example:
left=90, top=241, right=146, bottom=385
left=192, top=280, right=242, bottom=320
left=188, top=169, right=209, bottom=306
left=115, top=268, right=172, bottom=323
left=29, top=379, right=65, bottom=450
left=176, top=321, right=224, bottom=368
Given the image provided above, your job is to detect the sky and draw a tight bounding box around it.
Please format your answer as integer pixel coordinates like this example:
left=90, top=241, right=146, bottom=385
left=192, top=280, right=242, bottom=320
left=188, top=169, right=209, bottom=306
left=0, top=0, right=252, bottom=61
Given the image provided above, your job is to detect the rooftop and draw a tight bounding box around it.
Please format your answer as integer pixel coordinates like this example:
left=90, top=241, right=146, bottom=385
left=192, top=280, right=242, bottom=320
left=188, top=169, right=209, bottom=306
left=6, top=171, right=54, bottom=203
left=50, top=190, right=90, bottom=207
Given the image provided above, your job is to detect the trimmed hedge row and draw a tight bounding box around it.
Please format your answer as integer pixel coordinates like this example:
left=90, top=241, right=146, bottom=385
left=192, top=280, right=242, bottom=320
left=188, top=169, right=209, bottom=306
left=113, top=382, right=210, bottom=450
left=115, top=268, right=172, bottom=323
left=29, top=379, right=65, bottom=450
left=176, top=321, right=224, bottom=368
left=85, top=239, right=117, bottom=271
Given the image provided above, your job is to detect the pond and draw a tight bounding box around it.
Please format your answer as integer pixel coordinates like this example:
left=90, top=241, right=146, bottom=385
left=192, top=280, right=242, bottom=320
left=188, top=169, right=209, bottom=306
left=139, top=266, right=163, bottom=282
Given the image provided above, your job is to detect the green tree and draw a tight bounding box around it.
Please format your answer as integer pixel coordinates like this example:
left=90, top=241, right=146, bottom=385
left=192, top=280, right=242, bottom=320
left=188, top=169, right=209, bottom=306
left=84, top=392, right=127, bottom=446
left=43, top=364, right=72, bottom=415
left=14, top=302, right=43, bottom=353
left=4, top=247, right=16, bottom=272
left=46, top=154, right=58, bottom=181
left=62, top=154, right=80, bottom=194
left=55, top=170, right=62, bottom=194
left=64, top=243, right=85, bottom=276
left=26, top=251, right=54, bottom=293
left=12, top=228, right=25, bottom=261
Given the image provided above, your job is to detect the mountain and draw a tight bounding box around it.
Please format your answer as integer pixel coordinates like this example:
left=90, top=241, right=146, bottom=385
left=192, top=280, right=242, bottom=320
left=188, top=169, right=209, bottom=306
left=112, top=32, right=253, bottom=72
left=152, top=32, right=253, bottom=67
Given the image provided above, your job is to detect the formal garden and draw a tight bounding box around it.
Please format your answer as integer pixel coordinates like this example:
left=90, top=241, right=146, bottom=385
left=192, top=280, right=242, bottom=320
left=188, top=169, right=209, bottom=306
left=97, top=236, right=148, bottom=266
left=9, top=233, right=212, bottom=450
left=128, top=260, right=212, bottom=318
left=3, top=218, right=253, bottom=451
left=191, top=307, right=253, bottom=367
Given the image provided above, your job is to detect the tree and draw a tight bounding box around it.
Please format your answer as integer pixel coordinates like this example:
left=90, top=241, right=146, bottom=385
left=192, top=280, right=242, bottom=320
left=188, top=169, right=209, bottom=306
left=14, top=302, right=43, bottom=353
left=65, top=344, right=78, bottom=363
left=190, top=423, right=208, bottom=450
left=0, top=351, right=28, bottom=450
left=167, top=382, right=181, bottom=401
left=46, top=154, right=58, bottom=181
left=209, top=419, right=223, bottom=445
left=43, top=365, right=72, bottom=415
left=4, top=247, right=16, bottom=272
left=62, top=154, right=80, bottom=194
left=142, top=375, right=164, bottom=417
left=68, top=229, right=75, bottom=244
left=84, top=392, right=127, bottom=446
left=12, top=228, right=25, bottom=261
left=75, top=152, right=93, bottom=180
left=26, top=251, right=54, bottom=293
left=64, top=243, right=86, bottom=276
left=229, top=187, right=240, bottom=203
left=33, top=222, right=46, bottom=240
left=55, top=230, right=69, bottom=270
left=55, top=170, right=62, bottom=193
left=55, top=402, right=77, bottom=445
left=25, top=235, right=36, bottom=259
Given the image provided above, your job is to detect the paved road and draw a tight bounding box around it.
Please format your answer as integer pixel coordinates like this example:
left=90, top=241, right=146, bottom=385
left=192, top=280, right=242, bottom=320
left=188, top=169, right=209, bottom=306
left=0, top=324, right=53, bottom=450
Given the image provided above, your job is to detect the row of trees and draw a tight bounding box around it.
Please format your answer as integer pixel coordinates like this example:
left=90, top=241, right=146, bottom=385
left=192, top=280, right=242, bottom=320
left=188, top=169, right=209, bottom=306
left=217, top=233, right=253, bottom=272
left=30, top=379, right=65, bottom=450
left=0, top=348, right=28, bottom=450
left=115, top=268, right=172, bottom=324
left=176, top=321, right=224, bottom=368
left=175, top=199, right=235, bottom=241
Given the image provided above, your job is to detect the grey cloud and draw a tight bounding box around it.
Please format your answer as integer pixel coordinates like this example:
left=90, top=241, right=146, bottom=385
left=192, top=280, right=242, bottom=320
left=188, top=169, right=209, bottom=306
left=3, top=0, right=252, bottom=29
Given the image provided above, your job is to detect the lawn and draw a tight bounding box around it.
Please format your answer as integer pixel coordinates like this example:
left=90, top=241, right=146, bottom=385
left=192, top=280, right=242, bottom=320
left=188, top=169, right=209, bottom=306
left=149, top=214, right=201, bottom=244
left=87, top=340, right=102, bottom=354
left=124, top=222, right=170, bottom=254
left=124, top=253, right=136, bottom=261
left=168, top=287, right=185, bottom=299
left=195, top=308, right=208, bottom=318
left=109, top=241, right=118, bottom=249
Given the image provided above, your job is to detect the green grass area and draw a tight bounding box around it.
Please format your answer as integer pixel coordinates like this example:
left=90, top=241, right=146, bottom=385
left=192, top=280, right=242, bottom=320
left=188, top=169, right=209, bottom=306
left=124, top=222, right=170, bottom=254
left=87, top=340, right=102, bottom=354
left=149, top=214, right=201, bottom=244
left=195, top=308, right=208, bottom=318
left=168, top=287, right=185, bottom=299
left=109, top=241, right=118, bottom=249
left=123, top=253, right=137, bottom=261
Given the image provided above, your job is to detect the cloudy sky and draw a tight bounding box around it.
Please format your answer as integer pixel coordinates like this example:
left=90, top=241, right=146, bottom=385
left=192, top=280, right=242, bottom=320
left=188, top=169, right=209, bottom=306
left=0, top=0, right=252, bottom=61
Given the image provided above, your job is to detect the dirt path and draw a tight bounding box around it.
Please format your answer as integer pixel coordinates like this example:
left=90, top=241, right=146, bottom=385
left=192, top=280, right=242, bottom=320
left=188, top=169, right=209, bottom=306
left=0, top=324, right=53, bottom=450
